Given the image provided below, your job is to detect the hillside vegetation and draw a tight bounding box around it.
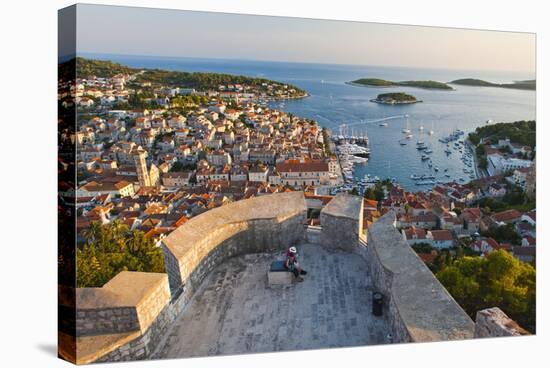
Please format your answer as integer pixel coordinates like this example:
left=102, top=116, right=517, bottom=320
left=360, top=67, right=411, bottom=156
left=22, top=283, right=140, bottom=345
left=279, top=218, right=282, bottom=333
left=75, top=57, right=307, bottom=96
left=450, top=78, right=536, bottom=91
left=351, top=78, right=452, bottom=90
left=468, top=120, right=536, bottom=148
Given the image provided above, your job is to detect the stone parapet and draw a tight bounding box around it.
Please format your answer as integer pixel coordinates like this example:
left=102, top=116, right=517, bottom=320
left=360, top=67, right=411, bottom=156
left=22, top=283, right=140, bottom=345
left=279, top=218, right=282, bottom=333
left=75, top=271, right=170, bottom=336
left=474, top=307, right=529, bottom=338
left=366, top=211, right=475, bottom=343
left=162, top=191, right=307, bottom=296
left=62, top=271, right=172, bottom=364
left=319, top=193, right=364, bottom=252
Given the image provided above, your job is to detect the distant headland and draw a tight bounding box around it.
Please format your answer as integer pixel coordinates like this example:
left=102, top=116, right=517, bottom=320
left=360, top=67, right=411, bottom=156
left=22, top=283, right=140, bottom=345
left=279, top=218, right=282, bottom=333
left=370, top=92, right=421, bottom=105
left=449, top=78, right=536, bottom=90
left=348, top=78, right=453, bottom=90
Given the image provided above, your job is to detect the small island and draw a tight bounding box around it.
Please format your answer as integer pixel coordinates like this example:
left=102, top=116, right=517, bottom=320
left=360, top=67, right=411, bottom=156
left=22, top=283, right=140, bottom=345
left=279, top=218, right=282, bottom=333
left=450, top=78, right=536, bottom=91
left=349, top=78, right=453, bottom=90
left=370, top=92, right=421, bottom=104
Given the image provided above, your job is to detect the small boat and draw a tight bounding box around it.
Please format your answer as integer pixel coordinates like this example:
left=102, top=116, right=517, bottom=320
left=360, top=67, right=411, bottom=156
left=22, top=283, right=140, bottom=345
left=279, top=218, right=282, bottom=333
left=379, top=122, right=388, bottom=127
left=406, top=133, right=413, bottom=139
left=434, top=167, right=439, bottom=172
left=421, top=154, right=430, bottom=161
left=425, top=149, right=433, bottom=154
left=399, top=140, right=407, bottom=145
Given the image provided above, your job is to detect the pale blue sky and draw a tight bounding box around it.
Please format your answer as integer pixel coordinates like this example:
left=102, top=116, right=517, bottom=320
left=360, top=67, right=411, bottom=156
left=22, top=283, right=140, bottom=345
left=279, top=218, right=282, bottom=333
left=74, top=4, right=536, bottom=73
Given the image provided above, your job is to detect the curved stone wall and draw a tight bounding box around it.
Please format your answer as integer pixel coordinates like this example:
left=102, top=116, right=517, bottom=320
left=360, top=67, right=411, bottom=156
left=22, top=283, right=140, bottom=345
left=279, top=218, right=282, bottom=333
left=65, top=192, right=307, bottom=364
left=162, top=191, right=307, bottom=297
left=366, top=211, right=475, bottom=342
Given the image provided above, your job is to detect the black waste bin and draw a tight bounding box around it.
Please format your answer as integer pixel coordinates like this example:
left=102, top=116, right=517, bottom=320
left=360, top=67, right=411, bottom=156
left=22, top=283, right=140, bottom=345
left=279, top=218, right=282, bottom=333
left=372, top=292, right=383, bottom=316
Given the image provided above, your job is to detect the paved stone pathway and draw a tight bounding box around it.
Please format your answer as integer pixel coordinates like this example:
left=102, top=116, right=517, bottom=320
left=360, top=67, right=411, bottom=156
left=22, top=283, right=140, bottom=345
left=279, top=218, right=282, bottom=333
left=155, top=243, right=389, bottom=358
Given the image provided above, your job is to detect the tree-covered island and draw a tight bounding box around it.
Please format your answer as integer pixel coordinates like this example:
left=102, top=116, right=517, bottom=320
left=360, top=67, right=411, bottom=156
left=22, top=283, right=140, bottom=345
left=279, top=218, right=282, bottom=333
left=450, top=78, right=536, bottom=91
left=370, top=92, right=420, bottom=104
left=349, top=78, right=453, bottom=90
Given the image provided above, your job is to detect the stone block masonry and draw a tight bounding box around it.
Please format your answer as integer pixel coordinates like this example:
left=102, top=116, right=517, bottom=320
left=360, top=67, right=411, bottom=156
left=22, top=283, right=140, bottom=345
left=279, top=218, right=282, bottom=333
left=474, top=307, right=529, bottom=338
left=319, top=193, right=364, bottom=252
left=366, top=211, right=475, bottom=343
left=64, top=192, right=308, bottom=364
left=70, top=191, right=528, bottom=364
left=69, top=271, right=172, bottom=364
left=75, top=271, right=170, bottom=337
left=162, top=191, right=307, bottom=297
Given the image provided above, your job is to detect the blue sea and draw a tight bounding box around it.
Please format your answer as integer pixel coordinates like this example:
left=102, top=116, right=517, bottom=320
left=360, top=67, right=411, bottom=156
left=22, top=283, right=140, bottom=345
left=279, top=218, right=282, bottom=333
left=83, top=53, right=536, bottom=191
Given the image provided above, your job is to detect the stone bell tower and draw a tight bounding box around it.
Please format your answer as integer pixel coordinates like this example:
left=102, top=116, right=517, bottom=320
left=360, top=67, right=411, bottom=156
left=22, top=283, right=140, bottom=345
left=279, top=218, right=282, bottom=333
left=134, top=150, right=151, bottom=187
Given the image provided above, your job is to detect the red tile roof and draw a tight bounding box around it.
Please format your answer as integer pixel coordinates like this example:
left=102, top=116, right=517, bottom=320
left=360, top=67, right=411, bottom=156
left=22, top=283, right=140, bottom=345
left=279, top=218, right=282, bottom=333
left=492, top=209, right=522, bottom=222
left=276, top=160, right=328, bottom=173
left=430, top=230, right=453, bottom=241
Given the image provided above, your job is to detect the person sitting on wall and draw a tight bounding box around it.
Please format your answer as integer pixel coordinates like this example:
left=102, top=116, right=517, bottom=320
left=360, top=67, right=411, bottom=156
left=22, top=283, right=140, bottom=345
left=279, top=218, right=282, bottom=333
left=285, top=246, right=307, bottom=281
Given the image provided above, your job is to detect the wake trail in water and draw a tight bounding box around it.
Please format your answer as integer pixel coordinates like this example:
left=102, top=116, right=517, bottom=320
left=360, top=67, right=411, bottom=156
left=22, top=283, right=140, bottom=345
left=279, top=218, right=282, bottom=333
left=343, top=115, right=408, bottom=127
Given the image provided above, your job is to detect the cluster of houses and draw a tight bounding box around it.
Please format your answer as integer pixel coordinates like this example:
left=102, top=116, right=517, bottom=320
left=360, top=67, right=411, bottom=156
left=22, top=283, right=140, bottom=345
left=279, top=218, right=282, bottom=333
left=65, top=70, right=340, bottom=245
left=384, top=176, right=537, bottom=264
left=59, top=64, right=305, bottom=110
left=62, top=67, right=536, bottom=267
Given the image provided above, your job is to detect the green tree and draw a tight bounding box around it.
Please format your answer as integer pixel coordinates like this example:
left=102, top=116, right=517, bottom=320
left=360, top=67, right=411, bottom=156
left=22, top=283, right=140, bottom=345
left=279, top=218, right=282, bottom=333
left=437, top=250, right=535, bottom=332
left=482, top=223, right=521, bottom=245
left=364, top=187, right=376, bottom=200
left=468, top=133, right=481, bottom=146
left=479, top=157, right=488, bottom=169
left=77, top=221, right=165, bottom=288
left=476, top=144, right=486, bottom=157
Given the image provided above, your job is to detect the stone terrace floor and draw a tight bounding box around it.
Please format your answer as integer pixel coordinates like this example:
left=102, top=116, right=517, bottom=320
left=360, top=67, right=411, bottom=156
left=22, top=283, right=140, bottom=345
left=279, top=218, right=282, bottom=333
left=154, top=243, right=390, bottom=359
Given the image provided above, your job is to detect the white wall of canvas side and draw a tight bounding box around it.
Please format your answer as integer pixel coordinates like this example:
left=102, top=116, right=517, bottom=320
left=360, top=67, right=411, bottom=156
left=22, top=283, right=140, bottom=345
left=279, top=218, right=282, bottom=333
left=0, top=1, right=547, bottom=368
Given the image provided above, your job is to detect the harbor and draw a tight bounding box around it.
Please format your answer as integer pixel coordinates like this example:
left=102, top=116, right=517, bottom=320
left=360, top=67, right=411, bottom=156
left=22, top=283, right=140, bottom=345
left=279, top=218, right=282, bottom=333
left=328, top=115, right=481, bottom=195
left=103, top=54, right=535, bottom=191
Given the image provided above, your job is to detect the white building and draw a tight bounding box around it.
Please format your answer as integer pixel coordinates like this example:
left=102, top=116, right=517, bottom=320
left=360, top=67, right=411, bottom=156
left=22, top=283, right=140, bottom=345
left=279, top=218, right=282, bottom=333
left=487, top=154, right=532, bottom=176
left=275, top=159, right=330, bottom=187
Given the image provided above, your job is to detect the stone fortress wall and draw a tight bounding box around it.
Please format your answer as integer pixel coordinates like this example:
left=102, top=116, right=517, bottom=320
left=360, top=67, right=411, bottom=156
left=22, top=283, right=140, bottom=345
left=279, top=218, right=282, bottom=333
left=365, top=212, right=475, bottom=342
left=319, top=193, right=365, bottom=251
left=63, top=192, right=307, bottom=364
left=320, top=193, right=475, bottom=342
left=161, top=191, right=307, bottom=298
left=320, top=194, right=524, bottom=342
left=64, top=192, right=525, bottom=364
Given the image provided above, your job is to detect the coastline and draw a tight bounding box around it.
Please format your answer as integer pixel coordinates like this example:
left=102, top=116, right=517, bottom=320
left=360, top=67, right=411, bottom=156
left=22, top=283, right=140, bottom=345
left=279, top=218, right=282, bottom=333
left=346, top=81, right=455, bottom=91
left=370, top=98, right=422, bottom=105
left=465, top=139, right=486, bottom=179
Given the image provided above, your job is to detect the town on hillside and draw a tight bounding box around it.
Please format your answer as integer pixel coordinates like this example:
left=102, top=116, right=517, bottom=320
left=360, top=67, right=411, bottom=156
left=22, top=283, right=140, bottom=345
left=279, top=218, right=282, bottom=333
left=58, top=59, right=536, bottom=330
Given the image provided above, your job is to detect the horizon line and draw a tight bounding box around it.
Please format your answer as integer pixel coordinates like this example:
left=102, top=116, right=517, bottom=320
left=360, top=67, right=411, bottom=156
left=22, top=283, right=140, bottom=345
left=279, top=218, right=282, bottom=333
left=73, top=51, right=536, bottom=77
